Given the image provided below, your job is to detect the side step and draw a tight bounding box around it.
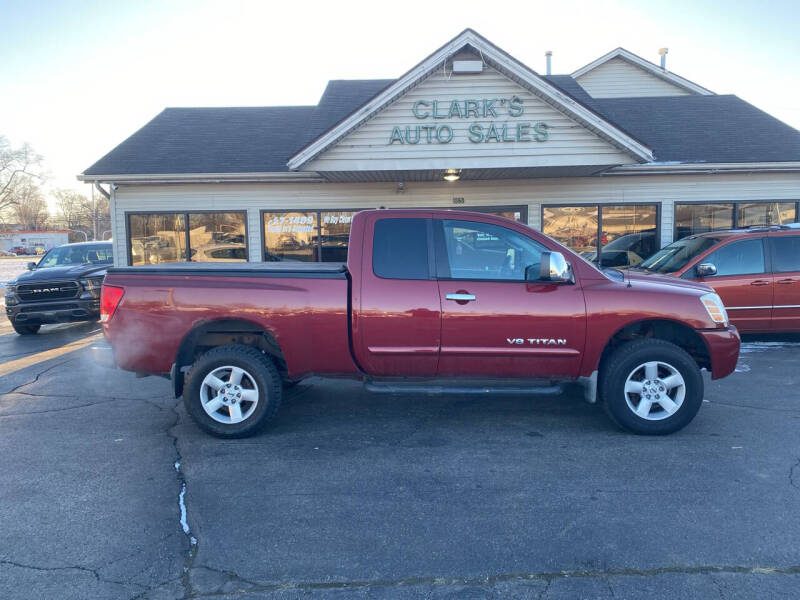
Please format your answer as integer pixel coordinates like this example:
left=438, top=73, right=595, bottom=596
left=364, top=381, right=563, bottom=396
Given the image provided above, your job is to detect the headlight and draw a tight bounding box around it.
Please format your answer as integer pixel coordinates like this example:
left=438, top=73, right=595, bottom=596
left=80, top=277, right=104, bottom=291
left=701, top=293, right=728, bottom=326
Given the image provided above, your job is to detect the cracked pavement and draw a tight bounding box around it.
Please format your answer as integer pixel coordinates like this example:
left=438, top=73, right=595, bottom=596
left=1, top=323, right=799, bottom=599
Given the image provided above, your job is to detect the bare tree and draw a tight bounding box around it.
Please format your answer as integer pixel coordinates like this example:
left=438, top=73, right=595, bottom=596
left=13, top=177, right=49, bottom=230
left=0, top=136, right=44, bottom=215
left=52, top=187, right=111, bottom=240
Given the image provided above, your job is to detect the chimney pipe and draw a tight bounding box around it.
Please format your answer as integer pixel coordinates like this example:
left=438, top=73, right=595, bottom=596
left=658, top=47, right=668, bottom=69
left=545, top=50, right=552, bottom=75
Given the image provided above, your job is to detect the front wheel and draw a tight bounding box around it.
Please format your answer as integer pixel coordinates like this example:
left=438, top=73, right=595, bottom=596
left=184, top=344, right=282, bottom=438
left=600, top=339, right=703, bottom=435
left=12, top=322, right=41, bottom=335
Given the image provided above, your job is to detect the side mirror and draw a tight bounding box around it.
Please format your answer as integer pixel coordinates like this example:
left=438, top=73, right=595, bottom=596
left=696, top=263, right=717, bottom=277
left=27, top=262, right=36, bottom=271
left=532, top=252, right=573, bottom=283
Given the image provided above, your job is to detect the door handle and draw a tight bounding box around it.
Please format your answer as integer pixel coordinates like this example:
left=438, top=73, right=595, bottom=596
left=750, top=280, right=770, bottom=286
left=445, top=293, right=476, bottom=302
left=777, top=278, right=796, bottom=285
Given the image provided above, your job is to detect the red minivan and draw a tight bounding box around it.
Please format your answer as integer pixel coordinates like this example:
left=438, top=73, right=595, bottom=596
left=633, top=225, right=800, bottom=333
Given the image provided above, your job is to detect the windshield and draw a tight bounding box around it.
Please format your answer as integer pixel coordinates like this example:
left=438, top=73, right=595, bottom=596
left=638, top=237, right=719, bottom=273
left=36, top=244, right=113, bottom=269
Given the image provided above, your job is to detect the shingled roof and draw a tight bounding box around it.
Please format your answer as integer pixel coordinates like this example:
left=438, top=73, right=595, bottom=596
left=82, top=76, right=800, bottom=177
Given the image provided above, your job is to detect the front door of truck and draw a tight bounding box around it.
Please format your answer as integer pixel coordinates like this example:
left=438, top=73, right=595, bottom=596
left=353, top=214, right=441, bottom=376
left=434, top=218, right=586, bottom=379
left=769, top=234, right=800, bottom=331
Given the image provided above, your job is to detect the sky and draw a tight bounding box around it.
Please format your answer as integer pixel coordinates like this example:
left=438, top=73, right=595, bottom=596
left=1, top=0, right=798, bottom=203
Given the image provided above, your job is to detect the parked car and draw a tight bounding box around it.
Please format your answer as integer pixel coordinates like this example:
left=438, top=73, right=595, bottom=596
left=4, top=242, right=114, bottom=335
left=95, top=210, right=739, bottom=438
left=633, top=224, right=800, bottom=333
left=582, top=230, right=657, bottom=267
left=8, top=245, right=35, bottom=256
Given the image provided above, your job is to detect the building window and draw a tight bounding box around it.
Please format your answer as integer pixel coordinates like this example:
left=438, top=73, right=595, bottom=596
left=542, top=203, right=658, bottom=267
left=127, top=211, right=246, bottom=266
left=675, top=201, right=799, bottom=240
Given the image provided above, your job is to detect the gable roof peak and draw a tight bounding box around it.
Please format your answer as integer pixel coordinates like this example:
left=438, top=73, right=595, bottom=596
left=572, top=47, right=714, bottom=95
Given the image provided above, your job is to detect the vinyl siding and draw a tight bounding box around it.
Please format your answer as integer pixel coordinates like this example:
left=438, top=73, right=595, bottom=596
left=111, top=173, right=800, bottom=266
left=576, top=57, right=693, bottom=98
left=306, top=66, right=635, bottom=172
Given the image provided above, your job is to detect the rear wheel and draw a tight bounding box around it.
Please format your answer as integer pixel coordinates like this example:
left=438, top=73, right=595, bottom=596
left=12, top=322, right=41, bottom=335
left=600, top=339, right=703, bottom=435
left=184, top=344, right=281, bottom=438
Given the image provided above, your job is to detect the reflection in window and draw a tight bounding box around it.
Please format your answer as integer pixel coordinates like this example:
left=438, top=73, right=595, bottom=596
left=189, top=213, right=246, bottom=262
left=320, top=211, right=355, bottom=262
left=542, top=206, right=598, bottom=256
left=263, top=212, right=318, bottom=261
left=706, top=239, right=765, bottom=276
left=129, top=213, right=187, bottom=266
left=598, top=205, right=658, bottom=267
left=675, top=204, right=734, bottom=240
left=738, top=202, right=797, bottom=227
left=441, top=220, right=545, bottom=281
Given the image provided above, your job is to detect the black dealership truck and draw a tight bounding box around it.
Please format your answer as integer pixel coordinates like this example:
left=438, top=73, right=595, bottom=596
left=4, top=242, right=113, bottom=335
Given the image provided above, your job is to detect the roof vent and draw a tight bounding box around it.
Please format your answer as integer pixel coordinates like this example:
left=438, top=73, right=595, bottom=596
left=545, top=51, right=552, bottom=75
left=658, top=47, right=668, bottom=69
left=452, top=60, right=483, bottom=74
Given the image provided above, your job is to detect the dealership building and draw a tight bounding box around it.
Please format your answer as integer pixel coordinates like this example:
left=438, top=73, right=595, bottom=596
left=79, top=29, right=800, bottom=267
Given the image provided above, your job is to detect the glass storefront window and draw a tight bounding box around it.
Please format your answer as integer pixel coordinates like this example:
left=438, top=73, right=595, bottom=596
left=674, top=204, right=734, bottom=240
left=598, top=204, right=658, bottom=267
left=737, top=202, right=797, bottom=227
left=129, top=213, right=187, bottom=266
left=188, top=213, right=247, bottom=262
left=263, top=212, right=318, bottom=262
left=320, top=211, right=355, bottom=262
left=542, top=206, right=599, bottom=256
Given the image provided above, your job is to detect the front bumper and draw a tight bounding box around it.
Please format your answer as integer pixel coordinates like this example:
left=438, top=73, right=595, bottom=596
left=5, top=297, right=100, bottom=325
left=699, top=325, right=741, bottom=380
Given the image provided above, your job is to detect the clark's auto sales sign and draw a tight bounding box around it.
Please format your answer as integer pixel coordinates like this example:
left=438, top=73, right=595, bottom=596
left=388, top=96, right=549, bottom=145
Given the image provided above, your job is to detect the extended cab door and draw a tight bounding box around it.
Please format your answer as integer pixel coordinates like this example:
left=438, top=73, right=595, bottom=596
left=352, top=213, right=441, bottom=376
left=769, top=234, right=800, bottom=331
left=691, top=237, right=772, bottom=333
left=434, top=217, right=586, bottom=379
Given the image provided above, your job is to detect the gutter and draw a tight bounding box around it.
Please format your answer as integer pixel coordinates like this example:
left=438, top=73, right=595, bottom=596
left=603, top=162, right=800, bottom=176
left=77, top=172, right=326, bottom=184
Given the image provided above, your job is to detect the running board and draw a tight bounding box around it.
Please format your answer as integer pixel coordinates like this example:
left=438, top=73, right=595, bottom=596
left=364, top=381, right=563, bottom=396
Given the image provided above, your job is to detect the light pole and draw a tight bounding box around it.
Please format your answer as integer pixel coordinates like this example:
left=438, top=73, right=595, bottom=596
left=91, top=185, right=98, bottom=241
left=102, top=230, right=112, bottom=240
left=72, top=230, right=88, bottom=242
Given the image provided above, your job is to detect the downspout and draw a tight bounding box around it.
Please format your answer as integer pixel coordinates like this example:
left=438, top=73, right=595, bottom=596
left=94, top=181, right=111, bottom=200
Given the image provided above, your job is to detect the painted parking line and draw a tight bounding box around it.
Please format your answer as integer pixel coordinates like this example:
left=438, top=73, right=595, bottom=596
left=0, top=332, right=103, bottom=378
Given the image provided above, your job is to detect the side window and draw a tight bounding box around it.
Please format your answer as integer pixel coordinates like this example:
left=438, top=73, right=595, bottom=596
left=372, top=218, right=430, bottom=279
left=771, top=236, right=800, bottom=272
left=439, top=219, right=546, bottom=281
left=705, top=239, right=765, bottom=276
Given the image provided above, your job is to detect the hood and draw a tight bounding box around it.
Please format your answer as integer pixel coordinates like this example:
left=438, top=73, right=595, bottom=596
left=13, top=263, right=109, bottom=283
left=622, top=269, right=713, bottom=294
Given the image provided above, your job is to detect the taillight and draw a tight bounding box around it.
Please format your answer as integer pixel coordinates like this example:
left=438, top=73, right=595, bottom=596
left=100, top=285, right=125, bottom=323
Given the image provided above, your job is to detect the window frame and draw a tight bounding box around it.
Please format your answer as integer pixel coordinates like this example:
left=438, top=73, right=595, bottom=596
left=540, top=202, right=661, bottom=266
left=125, top=210, right=248, bottom=266
left=674, top=200, right=800, bottom=240
left=261, top=208, right=365, bottom=263
left=371, top=217, right=435, bottom=281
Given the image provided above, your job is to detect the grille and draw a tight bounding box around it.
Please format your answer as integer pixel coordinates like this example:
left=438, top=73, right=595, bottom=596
left=20, top=303, right=80, bottom=313
left=17, top=281, right=80, bottom=302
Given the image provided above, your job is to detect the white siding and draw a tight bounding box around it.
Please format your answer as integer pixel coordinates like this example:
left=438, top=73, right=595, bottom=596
left=306, top=66, right=634, bottom=172
left=111, top=173, right=800, bottom=266
left=576, top=57, right=693, bottom=98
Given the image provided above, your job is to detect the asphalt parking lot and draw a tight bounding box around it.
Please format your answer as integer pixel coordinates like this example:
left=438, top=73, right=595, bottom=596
left=1, top=317, right=799, bottom=599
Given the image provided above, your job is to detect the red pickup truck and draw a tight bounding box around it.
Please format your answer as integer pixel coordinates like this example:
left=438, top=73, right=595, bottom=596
left=97, top=210, right=740, bottom=438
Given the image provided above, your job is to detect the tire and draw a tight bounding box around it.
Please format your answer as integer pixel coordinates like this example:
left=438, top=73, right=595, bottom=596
left=184, top=344, right=282, bottom=438
left=12, top=322, right=41, bottom=335
left=600, top=339, right=703, bottom=435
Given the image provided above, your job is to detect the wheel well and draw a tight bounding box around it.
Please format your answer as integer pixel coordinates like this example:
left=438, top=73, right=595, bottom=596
left=598, top=320, right=711, bottom=375
left=173, top=319, right=287, bottom=396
